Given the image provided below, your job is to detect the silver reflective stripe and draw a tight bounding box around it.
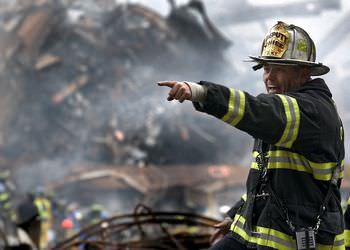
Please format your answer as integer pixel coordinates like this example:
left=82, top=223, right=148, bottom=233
left=232, top=215, right=296, bottom=249
left=269, top=156, right=333, bottom=176
left=258, top=231, right=296, bottom=249
left=222, top=89, right=245, bottom=126
left=251, top=150, right=344, bottom=181
left=226, top=90, right=241, bottom=124
left=333, top=238, right=345, bottom=247
left=283, top=97, right=297, bottom=144
left=276, top=95, right=300, bottom=148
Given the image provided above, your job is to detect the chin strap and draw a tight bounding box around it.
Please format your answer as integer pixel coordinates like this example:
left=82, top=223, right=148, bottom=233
left=252, top=64, right=263, bottom=71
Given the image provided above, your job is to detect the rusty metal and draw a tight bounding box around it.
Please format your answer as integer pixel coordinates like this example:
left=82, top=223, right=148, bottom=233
left=54, top=204, right=220, bottom=250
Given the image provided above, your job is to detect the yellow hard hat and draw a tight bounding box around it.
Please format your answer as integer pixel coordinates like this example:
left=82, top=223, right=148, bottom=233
left=249, top=21, right=329, bottom=76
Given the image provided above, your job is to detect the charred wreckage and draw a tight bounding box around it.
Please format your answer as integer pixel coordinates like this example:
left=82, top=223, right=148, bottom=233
left=1, top=0, right=347, bottom=249
left=0, top=0, right=236, bottom=249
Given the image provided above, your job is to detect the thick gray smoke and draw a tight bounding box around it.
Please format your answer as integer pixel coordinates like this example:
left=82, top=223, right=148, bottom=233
left=1, top=0, right=349, bottom=215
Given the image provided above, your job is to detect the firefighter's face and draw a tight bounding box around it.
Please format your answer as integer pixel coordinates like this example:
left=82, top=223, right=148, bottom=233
left=263, top=64, right=310, bottom=94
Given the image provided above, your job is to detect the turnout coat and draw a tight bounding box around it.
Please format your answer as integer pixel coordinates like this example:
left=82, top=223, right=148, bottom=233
left=194, top=78, right=345, bottom=249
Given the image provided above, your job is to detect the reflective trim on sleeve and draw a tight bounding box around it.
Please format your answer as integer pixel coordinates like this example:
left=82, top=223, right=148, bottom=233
left=231, top=214, right=345, bottom=250
left=251, top=150, right=344, bottom=181
left=275, top=95, right=300, bottom=148
left=241, top=193, right=247, bottom=202
left=341, top=126, right=344, bottom=141
left=222, top=88, right=246, bottom=126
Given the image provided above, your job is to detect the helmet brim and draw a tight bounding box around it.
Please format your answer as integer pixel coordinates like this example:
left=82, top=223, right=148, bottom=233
left=248, top=56, right=330, bottom=76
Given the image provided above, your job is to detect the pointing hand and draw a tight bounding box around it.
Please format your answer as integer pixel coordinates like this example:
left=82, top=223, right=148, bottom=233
left=158, top=81, right=192, bottom=103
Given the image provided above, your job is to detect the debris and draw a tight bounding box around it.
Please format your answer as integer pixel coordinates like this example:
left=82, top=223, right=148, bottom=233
left=54, top=204, right=220, bottom=250
left=34, top=53, right=60, bottom=70
left=0, top=1, right=348, bottom=247
left=15, top=4, right=63, bottom=65
left=0, top=1, right=246, bottom=246
left=52, top=75, right=89, bottom=104
left=2, top=16, right=21, bottom=32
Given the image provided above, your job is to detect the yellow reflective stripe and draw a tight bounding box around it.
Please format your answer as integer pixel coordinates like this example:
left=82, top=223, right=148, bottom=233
left=317, top=232, right=345, bottom=249
left=345, top=229, right=350, bottom=247
left=221, top=88, right=245, bottom=126
left=275, top=95, right=300, bottom=148
left=43, top=199, right=51, bottom=209
left=340, top=160, right=345, bottom=179
left=0, top=171, right=9, bottom=179
left=231, top=214, right=345, bottom=249
left=230, top=214, right=295, bottom=249
left=3, top=202, right=11, bottom=209
left=231, top=216, right=255, bottom=243
left=341, top=126, right=344, bottom=141
left=347, top=197, right=350, bottom=205
left=251, top=151, right=259, bottom=170
left=35, top=199, right=51, bottom=219
left=241, top=193, right=247, bottom=201
left=255, top=227, right=295, bottom=250
left=222, top=89, right=234, bottom=122
left=250, top=150, right=344, bottom=181
left=0, top=192, right=9, bottom=201
left=233, top=90, right=245, bottom=125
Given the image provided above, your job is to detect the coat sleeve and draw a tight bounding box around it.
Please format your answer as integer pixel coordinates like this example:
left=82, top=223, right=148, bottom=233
left=193, top=81, right=320, bottom=148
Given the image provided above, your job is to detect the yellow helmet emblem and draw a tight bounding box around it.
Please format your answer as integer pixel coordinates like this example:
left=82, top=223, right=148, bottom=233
left=262, top=21, right=290, bottom=58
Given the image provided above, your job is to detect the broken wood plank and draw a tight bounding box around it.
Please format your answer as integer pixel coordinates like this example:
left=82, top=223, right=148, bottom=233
left=52, top=75, right=89, bottom=104
left=34, top=53, right=60, bottom=70
left=15, top=5, right=62, bottom=63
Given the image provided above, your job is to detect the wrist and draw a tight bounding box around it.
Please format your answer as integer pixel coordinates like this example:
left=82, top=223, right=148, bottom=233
left=184, top=81, right=207, bottom=102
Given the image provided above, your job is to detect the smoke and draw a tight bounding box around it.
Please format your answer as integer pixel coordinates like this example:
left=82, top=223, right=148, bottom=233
left=2, top=0, right=349, bottom=215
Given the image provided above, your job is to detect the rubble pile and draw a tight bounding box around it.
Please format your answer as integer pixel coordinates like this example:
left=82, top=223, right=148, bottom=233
left=0, top=0, right=248, bottom=174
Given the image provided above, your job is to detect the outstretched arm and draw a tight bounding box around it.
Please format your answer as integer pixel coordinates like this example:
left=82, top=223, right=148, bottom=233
left=158, top=81, right=207, bottom=103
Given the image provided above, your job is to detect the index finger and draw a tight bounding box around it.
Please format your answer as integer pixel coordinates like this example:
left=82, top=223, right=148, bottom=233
left=157, top=81, right=178, bottom=88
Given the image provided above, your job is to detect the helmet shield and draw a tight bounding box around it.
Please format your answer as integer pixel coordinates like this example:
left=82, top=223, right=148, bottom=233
left=249, top=21, right=329, bottom=76
left=261, top=22, right=290, bottom=59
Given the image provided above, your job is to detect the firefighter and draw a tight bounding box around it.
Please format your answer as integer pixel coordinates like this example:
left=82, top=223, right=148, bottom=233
left=0, top=169, right=13, bottom=247
left=158, top=21, right=344, bottom=249
left=0, top=169, right=19, bottom=247
left=85, top=203, right=108, bottom=226
left=33, top=187, right=52, bottom=249
left=1, top=171, right=37, bottom=249
left=0, top=169, right=17, bottom=223
left=344, top=196, right=350, bottom=249
left=17, top=196, right=41, bottom=249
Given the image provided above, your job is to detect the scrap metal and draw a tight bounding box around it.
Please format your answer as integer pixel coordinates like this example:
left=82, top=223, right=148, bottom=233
left=54, top=204, right=220, bottom=250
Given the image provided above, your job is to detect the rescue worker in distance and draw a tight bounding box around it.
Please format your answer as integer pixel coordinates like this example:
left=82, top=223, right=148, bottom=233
left=344, top=196, right=350, bottom=249
left=158, top=21, right=345, bottom=249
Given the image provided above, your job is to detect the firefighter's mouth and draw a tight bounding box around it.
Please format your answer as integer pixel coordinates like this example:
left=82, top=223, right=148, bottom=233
left=267, top=85, right=280, bottom=94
